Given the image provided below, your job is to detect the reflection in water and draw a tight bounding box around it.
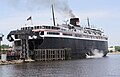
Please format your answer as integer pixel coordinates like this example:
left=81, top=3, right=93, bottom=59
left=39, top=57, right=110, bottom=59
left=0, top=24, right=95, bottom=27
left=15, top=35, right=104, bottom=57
left=0, top=54, right=120, bottom=77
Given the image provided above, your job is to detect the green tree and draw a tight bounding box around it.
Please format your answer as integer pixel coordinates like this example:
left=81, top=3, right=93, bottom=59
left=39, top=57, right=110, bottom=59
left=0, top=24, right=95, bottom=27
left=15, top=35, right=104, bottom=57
left=115, top=46, right=120, bottom=52
left=0, top=44, right=11, bottom=48
left=0, top=44, right=12, bottom=52
left=109, top=50, right=113, bottom=53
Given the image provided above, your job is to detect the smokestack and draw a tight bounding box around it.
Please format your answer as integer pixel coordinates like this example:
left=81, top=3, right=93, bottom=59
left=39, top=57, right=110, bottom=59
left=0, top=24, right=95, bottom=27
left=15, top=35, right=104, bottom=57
left=70, top=18, right=80, bottom=27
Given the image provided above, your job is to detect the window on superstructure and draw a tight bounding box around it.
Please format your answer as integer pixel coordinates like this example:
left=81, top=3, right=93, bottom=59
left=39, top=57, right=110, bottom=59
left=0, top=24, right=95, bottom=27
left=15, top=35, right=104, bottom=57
left=44, top=26, right=46, bottom=29
left=75, top=34, right=82, bottom=37
left=51, top=26, right=60, bottom=30
left=51, top=26, right=54, bottom=29
left=25, top=27, right=27, bottom=30
left=35, top=32, right=39, bottom=36
left=47, top=32, right=60, bottom=35
left=45, top=26, right=50, bottom=29
left=41, top=31, right=44, bottom=35
left=98, top=32, right=101, bottom=36
left=45, top=26, right=47, bottom=29
left=93, top=32, right=96, bottom=35
left=74, top=29, right=76, bottom=32
left=86, top=35, right=90, bottom=38
left=41, top=26, right=45, bottom=29
left=39, top=26, right=41, bottom=29
left=34, top=26, right=37, bottom=29
left=106, top=37, right=108, bottom=40
left=34, top=26, right=39, bottom=29
left=88, top=31, right=91, bottom=34
left=28, top=27, right=31, bottom=30
left=24, top=27, right=26, bottom=30
left=61, top=29, right=66, bottom=31
left=22, top=28, right=24, bottom=30
left=63, top=33, right=72, bottom=36
left=31, top=27, right=33, bottom=30
left=15, top=40, right=21, bottom=46
left=84, top=31, right=87, bottom=33
left=37, top=26, right=39, bottom=29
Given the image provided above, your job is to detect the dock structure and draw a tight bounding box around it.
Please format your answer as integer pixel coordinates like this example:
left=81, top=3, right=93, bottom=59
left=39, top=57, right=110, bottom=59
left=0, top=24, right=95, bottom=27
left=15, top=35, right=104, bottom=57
left=34, top=48, right=71, bottom=61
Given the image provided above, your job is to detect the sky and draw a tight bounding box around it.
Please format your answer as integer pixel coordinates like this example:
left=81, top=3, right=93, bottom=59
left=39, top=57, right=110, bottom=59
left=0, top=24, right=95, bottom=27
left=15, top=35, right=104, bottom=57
left=0, top=0, right=120, bottom=46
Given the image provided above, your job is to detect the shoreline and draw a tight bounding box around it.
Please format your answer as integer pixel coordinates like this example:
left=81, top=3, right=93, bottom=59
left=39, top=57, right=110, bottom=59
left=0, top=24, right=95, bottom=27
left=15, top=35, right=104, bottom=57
left=0, top=59, right=34, bottom=65
left=0, top=60, right=23, bottom=65
left=108, top=52, right=120, bottom=55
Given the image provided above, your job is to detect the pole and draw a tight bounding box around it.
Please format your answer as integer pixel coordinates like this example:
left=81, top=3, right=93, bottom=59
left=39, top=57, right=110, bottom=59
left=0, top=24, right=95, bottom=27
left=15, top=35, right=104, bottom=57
left=0, top=41, right=1, bottom=52
left=87, top=17, right=90, bottom=28
left=0, top=34, right=3, bottom=52
left=31, top=17, right=33, bottom=25
left=26, top=38, right=29, bottom=59
left=51, top=4, right=56, bottom=26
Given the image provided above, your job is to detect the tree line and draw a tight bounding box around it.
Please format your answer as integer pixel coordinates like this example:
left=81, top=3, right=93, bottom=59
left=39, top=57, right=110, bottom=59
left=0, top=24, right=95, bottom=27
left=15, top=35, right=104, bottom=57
left=115, top=46, right=120, bottom=52
left=109, top=46, right=120, bottom=52
left=0, top=44, right=12, bottom=52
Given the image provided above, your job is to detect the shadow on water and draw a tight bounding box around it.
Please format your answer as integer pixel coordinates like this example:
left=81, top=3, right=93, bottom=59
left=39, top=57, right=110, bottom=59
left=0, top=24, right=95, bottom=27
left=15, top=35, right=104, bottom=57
left=0, top=54, right=120, bottom=77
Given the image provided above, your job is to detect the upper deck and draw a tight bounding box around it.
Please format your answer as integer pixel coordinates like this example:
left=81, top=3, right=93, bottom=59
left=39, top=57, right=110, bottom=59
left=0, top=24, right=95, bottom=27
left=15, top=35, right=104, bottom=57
left=20, top=24, right=108, bottom=41
left=7, top=17, right=108, bottom=42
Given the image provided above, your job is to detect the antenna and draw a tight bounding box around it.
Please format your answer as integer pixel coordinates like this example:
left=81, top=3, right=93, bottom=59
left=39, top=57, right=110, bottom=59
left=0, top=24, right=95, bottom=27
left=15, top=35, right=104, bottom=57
left=87, top=17, right=90, bottom=28
left=51, top=4, right=56, bottom=26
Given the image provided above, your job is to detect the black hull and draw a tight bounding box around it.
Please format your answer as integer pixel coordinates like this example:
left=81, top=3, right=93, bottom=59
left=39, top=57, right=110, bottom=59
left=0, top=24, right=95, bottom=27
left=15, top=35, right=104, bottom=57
left=29, top=37, right=108, bottom=59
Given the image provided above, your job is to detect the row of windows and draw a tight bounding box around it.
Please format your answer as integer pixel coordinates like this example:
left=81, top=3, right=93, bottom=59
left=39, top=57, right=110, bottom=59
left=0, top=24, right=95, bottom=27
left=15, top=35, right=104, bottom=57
left=63, top=33, right=72, bottom=36
left=82, top=35, right=107, bottom=40
left=75, top=34, right=82, bottom=37
left=46, top=32, right=107, bottom=40
left=21, top=26, right=60, bottom=30
left=47, top=32, right=60, bottom=35
left=21, top=27, right=33, bottom=30
left=84, top=30, right=102, bottom=36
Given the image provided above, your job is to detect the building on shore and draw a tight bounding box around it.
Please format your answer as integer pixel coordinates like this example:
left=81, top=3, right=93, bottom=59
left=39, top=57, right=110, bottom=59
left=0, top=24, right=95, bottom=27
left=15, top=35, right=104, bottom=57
left=108, top=46, right=115, bottom=52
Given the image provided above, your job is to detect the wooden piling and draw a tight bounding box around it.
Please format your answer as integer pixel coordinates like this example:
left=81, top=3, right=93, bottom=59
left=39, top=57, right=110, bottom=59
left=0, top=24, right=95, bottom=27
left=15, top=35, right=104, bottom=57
left=34, top=48, right=71, bottom=61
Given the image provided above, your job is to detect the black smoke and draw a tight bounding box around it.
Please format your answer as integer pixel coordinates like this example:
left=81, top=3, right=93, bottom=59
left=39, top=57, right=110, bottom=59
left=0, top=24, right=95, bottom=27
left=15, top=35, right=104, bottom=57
left=7, top=0, right=75, bottom=18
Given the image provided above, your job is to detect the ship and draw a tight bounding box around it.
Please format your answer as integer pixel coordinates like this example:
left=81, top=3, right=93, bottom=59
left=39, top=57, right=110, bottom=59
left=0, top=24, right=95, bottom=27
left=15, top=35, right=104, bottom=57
left=7, top=5, right=108, bottom=60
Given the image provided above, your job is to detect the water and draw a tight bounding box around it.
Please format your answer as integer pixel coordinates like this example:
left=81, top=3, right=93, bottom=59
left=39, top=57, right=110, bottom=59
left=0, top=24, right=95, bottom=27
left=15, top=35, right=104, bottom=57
left=0, top=54, right=120, bottom=77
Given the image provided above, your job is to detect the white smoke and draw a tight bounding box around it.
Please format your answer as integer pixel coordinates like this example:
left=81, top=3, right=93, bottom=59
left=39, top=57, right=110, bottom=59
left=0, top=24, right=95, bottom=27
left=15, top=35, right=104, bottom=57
left=7, top=0, right=75, bottom=18
left=86, top=49, right=104, bottom=58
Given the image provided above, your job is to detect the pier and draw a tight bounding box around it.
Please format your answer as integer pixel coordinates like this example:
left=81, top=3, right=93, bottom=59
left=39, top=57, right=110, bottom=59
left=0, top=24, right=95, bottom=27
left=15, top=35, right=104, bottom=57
left=34, top=48, right=71, bottom=61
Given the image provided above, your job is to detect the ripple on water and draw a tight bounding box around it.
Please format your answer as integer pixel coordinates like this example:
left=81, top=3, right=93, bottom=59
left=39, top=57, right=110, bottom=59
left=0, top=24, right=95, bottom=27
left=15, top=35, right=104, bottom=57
left=0, top=54, right=120, bottom=77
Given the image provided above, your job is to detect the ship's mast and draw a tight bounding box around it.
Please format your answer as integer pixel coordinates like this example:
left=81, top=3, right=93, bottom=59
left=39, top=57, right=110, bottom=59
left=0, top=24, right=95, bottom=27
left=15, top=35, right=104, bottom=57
left=87, top=17, right=90, bottom=28
left=51, top=4, right=56, bottom=26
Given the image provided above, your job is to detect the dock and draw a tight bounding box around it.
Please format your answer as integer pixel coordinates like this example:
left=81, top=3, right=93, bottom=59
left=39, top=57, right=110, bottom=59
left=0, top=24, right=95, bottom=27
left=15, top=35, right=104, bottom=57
left=34, top=48, right=71, bottom=61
